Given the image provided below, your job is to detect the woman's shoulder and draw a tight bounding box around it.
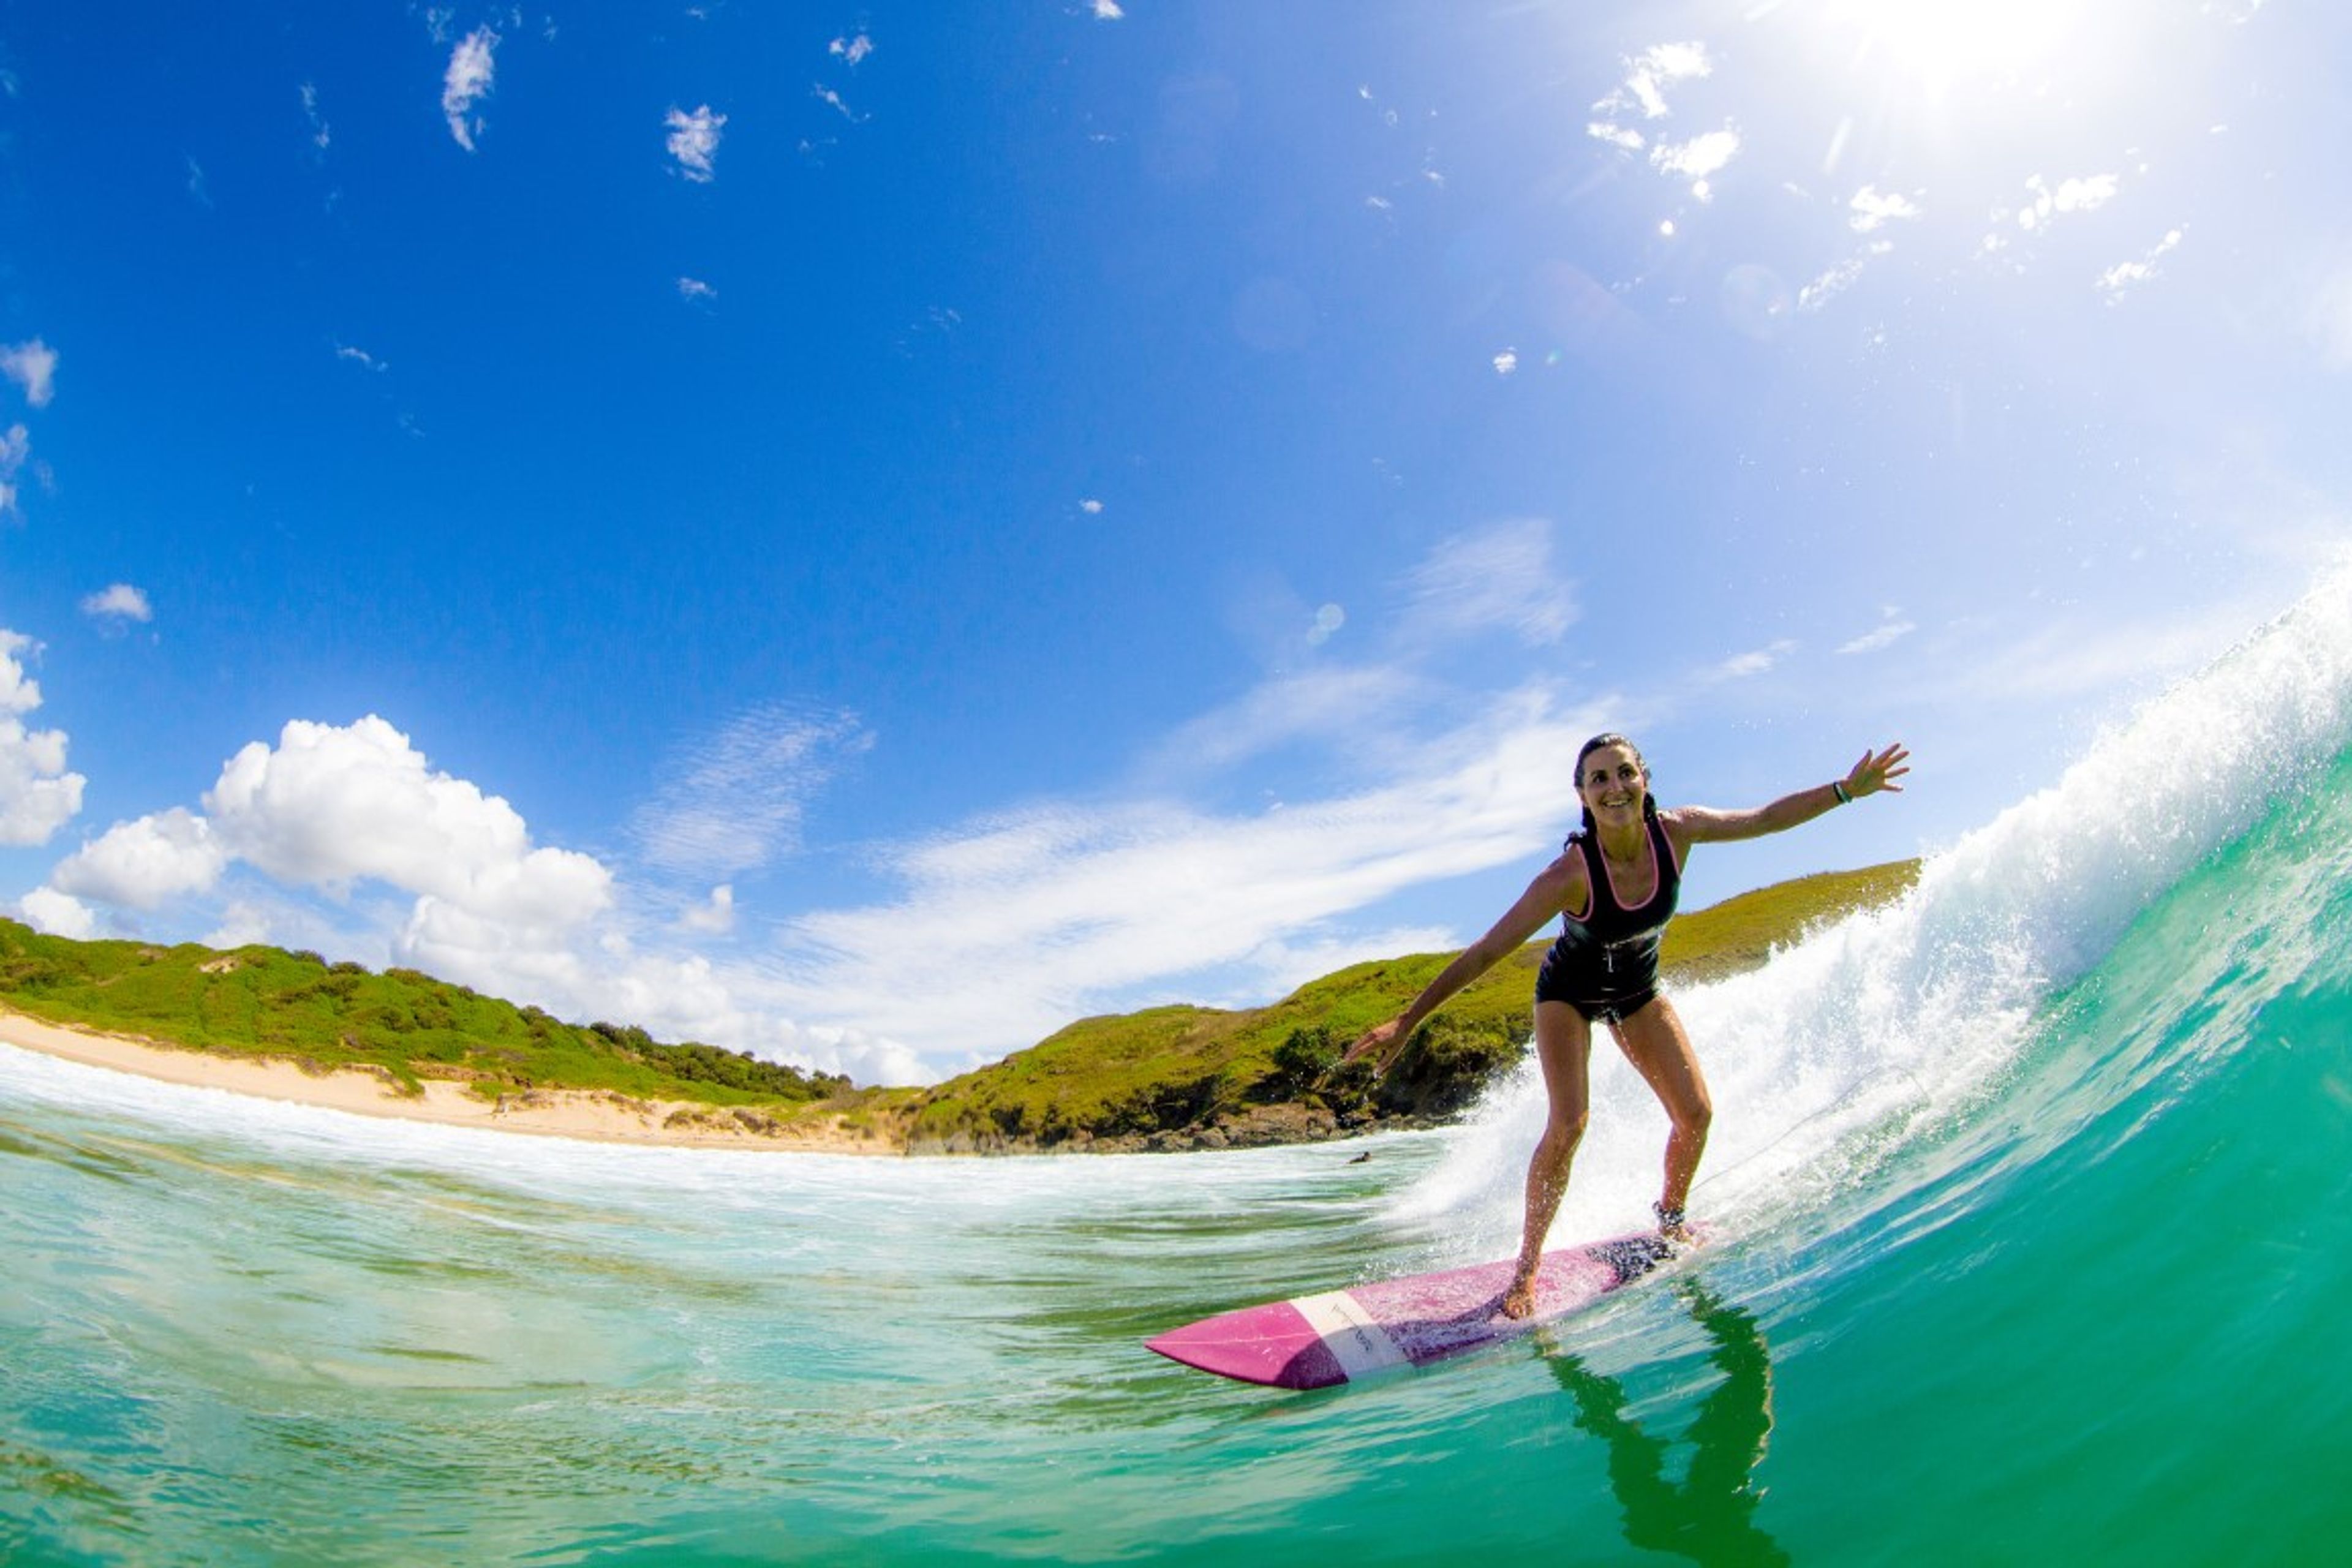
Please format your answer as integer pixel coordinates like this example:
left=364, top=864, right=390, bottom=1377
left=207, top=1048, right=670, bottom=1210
left=1536, top=838, right=1593, bottom=892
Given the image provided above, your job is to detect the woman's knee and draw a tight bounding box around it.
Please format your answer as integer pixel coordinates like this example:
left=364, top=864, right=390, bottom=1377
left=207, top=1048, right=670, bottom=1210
left=1676, top=1093, right=1714, bottom=1139
left=1539, top=1107, right=1590, bottom=1158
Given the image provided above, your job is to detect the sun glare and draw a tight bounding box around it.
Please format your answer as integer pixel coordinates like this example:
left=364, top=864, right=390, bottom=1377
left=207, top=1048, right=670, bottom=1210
left=1820, top=0, right=2104, bottom=94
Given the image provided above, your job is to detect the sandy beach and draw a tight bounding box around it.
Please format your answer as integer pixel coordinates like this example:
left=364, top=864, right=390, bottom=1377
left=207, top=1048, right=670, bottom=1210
left=0, top=1006, right=894, bottom=1155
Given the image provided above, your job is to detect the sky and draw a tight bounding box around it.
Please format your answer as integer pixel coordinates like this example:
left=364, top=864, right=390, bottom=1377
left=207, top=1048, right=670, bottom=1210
left=1, top=0, right=2345, bottom=1085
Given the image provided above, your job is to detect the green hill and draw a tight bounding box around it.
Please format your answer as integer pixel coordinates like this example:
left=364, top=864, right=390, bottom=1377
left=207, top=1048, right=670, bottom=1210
left=891, top=858, right=1921, bottom=1153
left=0, top=857, right=1918, bottom=1154
left=0, top=921, right=850, bottom=1109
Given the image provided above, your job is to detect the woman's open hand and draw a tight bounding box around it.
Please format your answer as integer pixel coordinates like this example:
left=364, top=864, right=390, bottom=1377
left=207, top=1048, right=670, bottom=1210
left=1343, top=1018, right=1406, bottom=1076
left=1843, top=742, right=1911, bottom=800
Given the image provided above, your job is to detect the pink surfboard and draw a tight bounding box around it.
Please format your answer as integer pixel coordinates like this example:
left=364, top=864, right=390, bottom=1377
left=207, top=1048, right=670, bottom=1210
left=1145, top=1231, right=1679, bottom=1389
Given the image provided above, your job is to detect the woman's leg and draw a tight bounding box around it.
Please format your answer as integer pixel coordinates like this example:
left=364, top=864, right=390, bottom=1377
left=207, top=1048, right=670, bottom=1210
left=1611, top=994, right=1713, bottom=1223
left=1506, top=1001, right=1594, bottom=1319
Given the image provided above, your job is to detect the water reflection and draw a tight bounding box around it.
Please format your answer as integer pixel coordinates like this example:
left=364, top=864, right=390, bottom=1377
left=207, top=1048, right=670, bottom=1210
left=1545, top=1282, right=1788, bottom=1567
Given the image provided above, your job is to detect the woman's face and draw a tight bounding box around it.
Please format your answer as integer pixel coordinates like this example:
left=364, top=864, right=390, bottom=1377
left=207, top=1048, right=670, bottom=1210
left=1577, top=742, right=1646, bottom=825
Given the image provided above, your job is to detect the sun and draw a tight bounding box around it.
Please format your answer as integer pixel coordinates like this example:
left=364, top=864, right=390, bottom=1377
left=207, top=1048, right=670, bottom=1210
left=1814, top=0, right=2108, bottom=96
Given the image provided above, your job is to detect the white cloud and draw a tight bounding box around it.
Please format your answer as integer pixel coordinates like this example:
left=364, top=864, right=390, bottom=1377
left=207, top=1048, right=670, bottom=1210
left=1604, top=42, right=1711, bottom=122
left=1850, top=185, right=1923, bottom=233
left=442, top=28, right=499, bottom=151
left=203, top=716, right=610, bottom=930
left=1092, top=1, right=1126, bottom=18
left=678, top=276, right=717, bottom=301
left=335, top=344, right=385, bottom=372
left=17, top=886, right=94, bottom=940
left=1078, top=497, right=1104, bottom=514
left=80, top=584, right=153, bottom=624
left=2017, top=172, right=2120, bottom=232
left=631, top=705, right=873, bottom=878
left=51, top=809, right=228, bottom=910
left=1653, top=127, right=1740, bottom=183
left=13, top=707, right=925, bottom=1082
left=0, top=630, right=85, bottom=846
left=680, top=884, right=736, bottom=935
left=1, top=339, right=57, bottom=408
left=1492, top=348, right=1520, bottom=375
left=665, top=105, right=726, bottom=183
left=829, top=33, right=873, bottom=65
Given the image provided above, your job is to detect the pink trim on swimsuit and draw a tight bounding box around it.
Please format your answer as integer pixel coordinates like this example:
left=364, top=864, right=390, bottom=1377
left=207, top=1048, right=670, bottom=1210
left=1594, top=812, right=1675, bottom=919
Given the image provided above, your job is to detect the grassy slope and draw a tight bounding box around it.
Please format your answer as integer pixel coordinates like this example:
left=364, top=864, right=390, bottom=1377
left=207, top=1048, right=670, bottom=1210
left=0, top=858, right=1918, bottom=1151
left=0, top=921, right=847, bottom=1108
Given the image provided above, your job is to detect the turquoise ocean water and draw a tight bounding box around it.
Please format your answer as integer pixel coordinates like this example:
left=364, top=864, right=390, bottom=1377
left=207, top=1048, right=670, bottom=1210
left=9, top=572, right=2352, bottom=1566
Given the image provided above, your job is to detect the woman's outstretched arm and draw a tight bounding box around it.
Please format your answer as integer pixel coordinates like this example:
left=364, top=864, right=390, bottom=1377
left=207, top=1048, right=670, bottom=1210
left=1343, top=853, right=1586, bottom=1074
left=1669, top=742, right=1909, bottom=847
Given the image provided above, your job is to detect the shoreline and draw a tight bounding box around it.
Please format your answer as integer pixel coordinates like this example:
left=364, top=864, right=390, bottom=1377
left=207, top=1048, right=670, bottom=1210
left=0, top=1006, right=896, bottom=1156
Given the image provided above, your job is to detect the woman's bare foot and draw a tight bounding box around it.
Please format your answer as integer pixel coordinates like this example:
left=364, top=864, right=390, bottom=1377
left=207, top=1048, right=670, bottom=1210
left=1501, top=1267, right=1539, bottom=1319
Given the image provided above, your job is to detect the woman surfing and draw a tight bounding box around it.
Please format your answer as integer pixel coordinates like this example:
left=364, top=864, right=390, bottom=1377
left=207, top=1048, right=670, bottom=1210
left=1344, top=734, right=1909, bottom=1319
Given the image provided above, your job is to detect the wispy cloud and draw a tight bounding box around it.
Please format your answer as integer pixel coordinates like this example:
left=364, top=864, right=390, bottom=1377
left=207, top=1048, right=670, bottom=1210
left=2100, top=227, right=2186, bottom=303
left=1839, top=612, right=1917, bottom=655
left=665, top=104, right=726, bottom=182
left=1397, top=517, right=1577, bottom=650
left=1705, top=639, right=1798, bottom=681
left=769, top=692, right=1604, bottom=1061
left=300, top=81, right=331, bottom=152
left=829, top=33, right=873, bottom=66
left=631, top=704, right=874, bottom=878
left=0, top=423, right=28, bottom=516
left=677, top=276, right=718, bottom=302
left=442, top=28, right=499, bottom=151
left=1798, top=243, right=1890, bottom=312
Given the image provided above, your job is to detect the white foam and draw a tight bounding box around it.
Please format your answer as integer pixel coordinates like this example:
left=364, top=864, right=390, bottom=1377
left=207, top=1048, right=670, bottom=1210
left=1398, top=559, right=2352, bottom=1256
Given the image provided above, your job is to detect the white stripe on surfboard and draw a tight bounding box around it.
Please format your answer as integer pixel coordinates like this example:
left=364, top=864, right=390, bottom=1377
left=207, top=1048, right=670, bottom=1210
left=1291, top=1289, right=1409, bottom=1380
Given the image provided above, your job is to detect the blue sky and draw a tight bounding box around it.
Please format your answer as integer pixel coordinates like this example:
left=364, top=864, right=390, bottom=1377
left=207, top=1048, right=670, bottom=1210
left=1, top=0, right=2344, bottom=1084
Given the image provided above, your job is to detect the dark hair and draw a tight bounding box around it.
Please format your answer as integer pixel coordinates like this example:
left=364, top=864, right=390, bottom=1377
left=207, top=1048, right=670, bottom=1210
left=1572, top=732, right=1657, bottom=842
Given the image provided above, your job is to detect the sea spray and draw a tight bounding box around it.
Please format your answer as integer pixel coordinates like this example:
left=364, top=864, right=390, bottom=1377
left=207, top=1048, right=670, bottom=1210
left=1396, top=559, right=2352, bottom=1256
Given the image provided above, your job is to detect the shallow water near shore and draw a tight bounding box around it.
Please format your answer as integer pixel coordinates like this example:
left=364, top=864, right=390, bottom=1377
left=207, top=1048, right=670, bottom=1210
left=10, top=581, right=2352, bottom=1565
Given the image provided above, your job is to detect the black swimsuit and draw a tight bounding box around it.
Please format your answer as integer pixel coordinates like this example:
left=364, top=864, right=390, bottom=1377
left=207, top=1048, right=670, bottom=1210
left=1534, top=809, right=1683, bottom=1025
